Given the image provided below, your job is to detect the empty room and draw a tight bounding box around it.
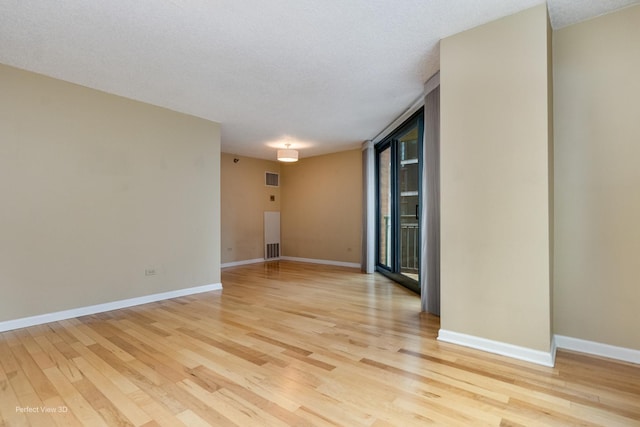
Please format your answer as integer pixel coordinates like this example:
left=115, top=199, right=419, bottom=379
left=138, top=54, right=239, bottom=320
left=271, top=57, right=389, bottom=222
left=1, top=1, right=639, bottom=426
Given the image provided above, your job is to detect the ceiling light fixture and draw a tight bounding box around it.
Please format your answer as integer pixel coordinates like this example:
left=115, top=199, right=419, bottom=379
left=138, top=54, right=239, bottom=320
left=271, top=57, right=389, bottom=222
left=277, top=144, right=298, bottom=162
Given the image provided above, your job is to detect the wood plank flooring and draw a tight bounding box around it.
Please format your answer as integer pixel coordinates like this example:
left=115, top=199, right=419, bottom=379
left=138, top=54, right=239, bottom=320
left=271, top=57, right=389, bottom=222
left=1, top=261, right=639, bottom=426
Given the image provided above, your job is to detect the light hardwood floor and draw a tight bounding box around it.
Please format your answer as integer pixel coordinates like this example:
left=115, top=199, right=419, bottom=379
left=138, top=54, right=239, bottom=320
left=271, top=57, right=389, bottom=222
left=1, top=261, right=639, bottom=426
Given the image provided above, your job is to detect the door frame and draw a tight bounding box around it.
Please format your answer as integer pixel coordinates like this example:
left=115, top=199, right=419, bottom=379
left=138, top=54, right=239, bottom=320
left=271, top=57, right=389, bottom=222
left=375, top=109, right=424, bottom=294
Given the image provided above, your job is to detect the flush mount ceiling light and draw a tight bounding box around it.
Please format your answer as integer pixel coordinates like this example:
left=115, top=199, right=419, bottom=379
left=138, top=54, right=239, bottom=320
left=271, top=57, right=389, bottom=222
left=277, top=144, right=298, bottom=162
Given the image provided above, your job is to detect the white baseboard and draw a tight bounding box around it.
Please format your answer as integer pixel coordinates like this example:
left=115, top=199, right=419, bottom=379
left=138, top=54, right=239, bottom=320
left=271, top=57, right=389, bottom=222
left=221, top=258, right=265, bottom=268
left=221, top=257, right=361, bottom=269
left=555, top=335, right=640, bottom=365
left=280, top=256, right=360, bottom=269
left=0, top=283, right=223, bottom=333
left=438, top=329, right=556, bottom=367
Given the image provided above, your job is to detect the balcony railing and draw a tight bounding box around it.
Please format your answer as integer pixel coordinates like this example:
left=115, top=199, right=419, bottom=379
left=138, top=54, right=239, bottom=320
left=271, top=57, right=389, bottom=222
left=382, top=217, right=419, bottom=273
left=400, top=222, right=419, bottom=272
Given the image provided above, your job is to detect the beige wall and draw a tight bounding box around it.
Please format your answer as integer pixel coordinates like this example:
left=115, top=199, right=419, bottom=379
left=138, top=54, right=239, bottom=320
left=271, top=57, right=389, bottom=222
left=220, top=153, right=280, bottom=263
left=440, top=5, right=553, bottom=351
left=281, top=149, right=362, bottom=264
left=553, top=5, right=640, bottom=350
left=0, top=64, right=220, bottom=322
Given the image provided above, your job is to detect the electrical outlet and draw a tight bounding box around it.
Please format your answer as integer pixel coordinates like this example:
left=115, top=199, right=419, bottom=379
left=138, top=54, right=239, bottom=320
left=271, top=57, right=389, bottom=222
left=145, top=268, right=157, bottom=276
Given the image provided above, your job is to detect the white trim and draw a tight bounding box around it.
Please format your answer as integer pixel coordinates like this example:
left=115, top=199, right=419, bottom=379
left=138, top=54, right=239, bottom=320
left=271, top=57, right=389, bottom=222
left=0, top=283, right=223, bottom=333
left=221, top=258, right=265, bottom=268
left=555, top=335, right=640, bottom=365
left=280, top=256, right=360, bottom=269
left=437, top=329, right=556, bottom=367
left=371, top=95, right=425, bottom=144
left=361, top=140, right=374, bottom=151
left=424, top=71, right=440, bottom=95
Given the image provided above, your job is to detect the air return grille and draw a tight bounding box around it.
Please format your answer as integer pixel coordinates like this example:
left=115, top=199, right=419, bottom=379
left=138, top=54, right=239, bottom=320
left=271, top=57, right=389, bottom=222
left=264, top=211, right=281, bottom=260
left=265, top=172, right=279, bottom=187
left=266, top=243, right=280, bottom=259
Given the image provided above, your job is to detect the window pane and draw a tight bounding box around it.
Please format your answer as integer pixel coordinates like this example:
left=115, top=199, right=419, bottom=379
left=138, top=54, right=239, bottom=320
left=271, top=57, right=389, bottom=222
left=378, top=146, right=391, bottom=267
left=399, top=126, right=419, bottom=280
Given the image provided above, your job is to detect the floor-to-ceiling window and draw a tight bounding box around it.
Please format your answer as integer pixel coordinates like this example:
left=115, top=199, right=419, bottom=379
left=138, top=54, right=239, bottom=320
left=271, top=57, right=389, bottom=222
left=376, top=110, right=423, bottom=293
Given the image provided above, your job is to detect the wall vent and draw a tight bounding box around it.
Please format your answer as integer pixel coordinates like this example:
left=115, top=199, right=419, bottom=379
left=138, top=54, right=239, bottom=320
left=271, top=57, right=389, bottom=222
left=264, top=211, right=281, bottom=260
left=266, top=243, right=280, bottom=259
left=265, top=172, right=279, bottom=187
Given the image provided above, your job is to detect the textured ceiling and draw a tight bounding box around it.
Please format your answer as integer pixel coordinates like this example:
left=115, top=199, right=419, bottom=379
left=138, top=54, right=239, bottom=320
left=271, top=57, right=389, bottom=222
left=1, top=0, right=638, bottom=160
